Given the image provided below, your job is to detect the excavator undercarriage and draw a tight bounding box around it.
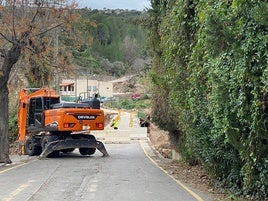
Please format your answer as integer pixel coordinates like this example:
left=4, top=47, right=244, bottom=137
left=39, top=136, right=109, bottom=158
left=24, top=132, right=109, bottom=158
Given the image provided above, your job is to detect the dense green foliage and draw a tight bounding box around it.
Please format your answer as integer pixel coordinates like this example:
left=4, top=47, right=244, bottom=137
left=105, top=97, right=151, bottom=110
left=148, top=0, right=268, bottom=199
left=71, top=9, right=148, bottom=76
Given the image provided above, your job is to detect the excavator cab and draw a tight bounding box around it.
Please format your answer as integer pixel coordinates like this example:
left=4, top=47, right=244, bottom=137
left=28, top=96, right=60, bottom=129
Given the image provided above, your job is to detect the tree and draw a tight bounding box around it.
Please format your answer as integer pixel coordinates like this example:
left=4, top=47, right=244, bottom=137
left=96, top=23, right=110, bottom=45
left=122, top=36, right=138, bottom=66
left=0, top=0, right=79, bottom=163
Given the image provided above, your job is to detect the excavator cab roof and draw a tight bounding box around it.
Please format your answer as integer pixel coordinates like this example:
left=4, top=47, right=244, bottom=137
left=20, top=88, right=60, bottom=99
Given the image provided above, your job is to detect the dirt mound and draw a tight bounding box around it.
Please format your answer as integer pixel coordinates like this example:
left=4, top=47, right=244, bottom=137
left=148, top=123, right=171, bottom=150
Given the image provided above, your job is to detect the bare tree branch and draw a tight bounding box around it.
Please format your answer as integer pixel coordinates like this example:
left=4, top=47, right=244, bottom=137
left=35, top=23, right=64, bottom=37
left=0, top=32, right=13, bottom=44
left=12, top=0, right=17, bottom=41
left=1, top=19, right=13, bottom=38
left=24, top=45, right=36, bottom=53
left=31, top=1, right=42, bottom=24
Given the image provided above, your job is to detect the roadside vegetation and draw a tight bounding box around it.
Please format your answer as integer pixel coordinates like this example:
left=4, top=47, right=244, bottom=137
left=147, top=0, right=267, bottom=200
left=104, top=96, right=151, bottom=110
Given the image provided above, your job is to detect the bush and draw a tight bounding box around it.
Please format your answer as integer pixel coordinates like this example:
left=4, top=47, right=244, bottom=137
left=105, top=98, right=151, bottom=110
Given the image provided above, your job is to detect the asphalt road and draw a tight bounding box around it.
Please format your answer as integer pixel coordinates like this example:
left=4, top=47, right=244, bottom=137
left=0, top=141, right=210, bottom=201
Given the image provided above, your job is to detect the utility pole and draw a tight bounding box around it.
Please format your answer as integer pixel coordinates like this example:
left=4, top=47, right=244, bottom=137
left=54, top=27, right=59, bottom=93
left=87, top=69, right=89, bottom=98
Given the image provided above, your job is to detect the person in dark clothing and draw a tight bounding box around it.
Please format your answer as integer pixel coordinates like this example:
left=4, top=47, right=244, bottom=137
left=92, top=93, right=100, bottom=109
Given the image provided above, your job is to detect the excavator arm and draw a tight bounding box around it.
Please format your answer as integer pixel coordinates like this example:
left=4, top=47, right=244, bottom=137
left=18, top=89, right=29, bottom=155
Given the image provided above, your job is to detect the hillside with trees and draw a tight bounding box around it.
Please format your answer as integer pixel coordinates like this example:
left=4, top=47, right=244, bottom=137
left=147, top=0, right=267, bottom=199
left=69, top=9, right=149, bottom=77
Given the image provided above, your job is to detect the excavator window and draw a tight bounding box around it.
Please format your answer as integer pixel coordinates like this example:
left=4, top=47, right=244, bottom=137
left=28, top=97, right=43, bottom=127
left=44, top=97, right=60, bottom=109
left=28, top=97, right=60, bottom=127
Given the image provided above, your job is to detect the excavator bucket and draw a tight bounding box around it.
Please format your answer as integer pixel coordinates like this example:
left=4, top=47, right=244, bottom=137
left=39, top=139, right=109, bottom=159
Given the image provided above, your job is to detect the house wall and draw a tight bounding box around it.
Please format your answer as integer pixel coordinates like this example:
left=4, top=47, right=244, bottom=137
left=60, top=79, right=113, bottom=100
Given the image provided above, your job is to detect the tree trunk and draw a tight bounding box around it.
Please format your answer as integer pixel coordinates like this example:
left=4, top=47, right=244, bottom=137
left=0, top=44, right=21, bottom=164
left=0, top=84, right=11, bottom=164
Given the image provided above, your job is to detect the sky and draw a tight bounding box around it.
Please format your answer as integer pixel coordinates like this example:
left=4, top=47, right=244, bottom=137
left=77, top=0, right=151, bottom=11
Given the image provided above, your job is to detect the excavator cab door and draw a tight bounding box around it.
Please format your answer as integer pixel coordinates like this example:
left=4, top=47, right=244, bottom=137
left=28, top=97, right=45, bottom=128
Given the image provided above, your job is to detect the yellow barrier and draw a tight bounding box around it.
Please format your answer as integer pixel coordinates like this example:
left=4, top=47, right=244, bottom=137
left=114, top=109, right=121, bottom=122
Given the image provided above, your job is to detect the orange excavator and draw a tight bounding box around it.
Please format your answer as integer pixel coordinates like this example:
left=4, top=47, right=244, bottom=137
left=18, top=88, right=108, bottom=158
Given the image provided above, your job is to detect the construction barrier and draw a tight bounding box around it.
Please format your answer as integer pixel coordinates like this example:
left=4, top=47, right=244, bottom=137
left=104, top=129, right=130, bottom=144
left=91, top=127, right=147, bottom=144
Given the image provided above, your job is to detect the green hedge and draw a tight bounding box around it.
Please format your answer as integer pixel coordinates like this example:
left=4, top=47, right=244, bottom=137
left=148, top=0, right=268, bottom=199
